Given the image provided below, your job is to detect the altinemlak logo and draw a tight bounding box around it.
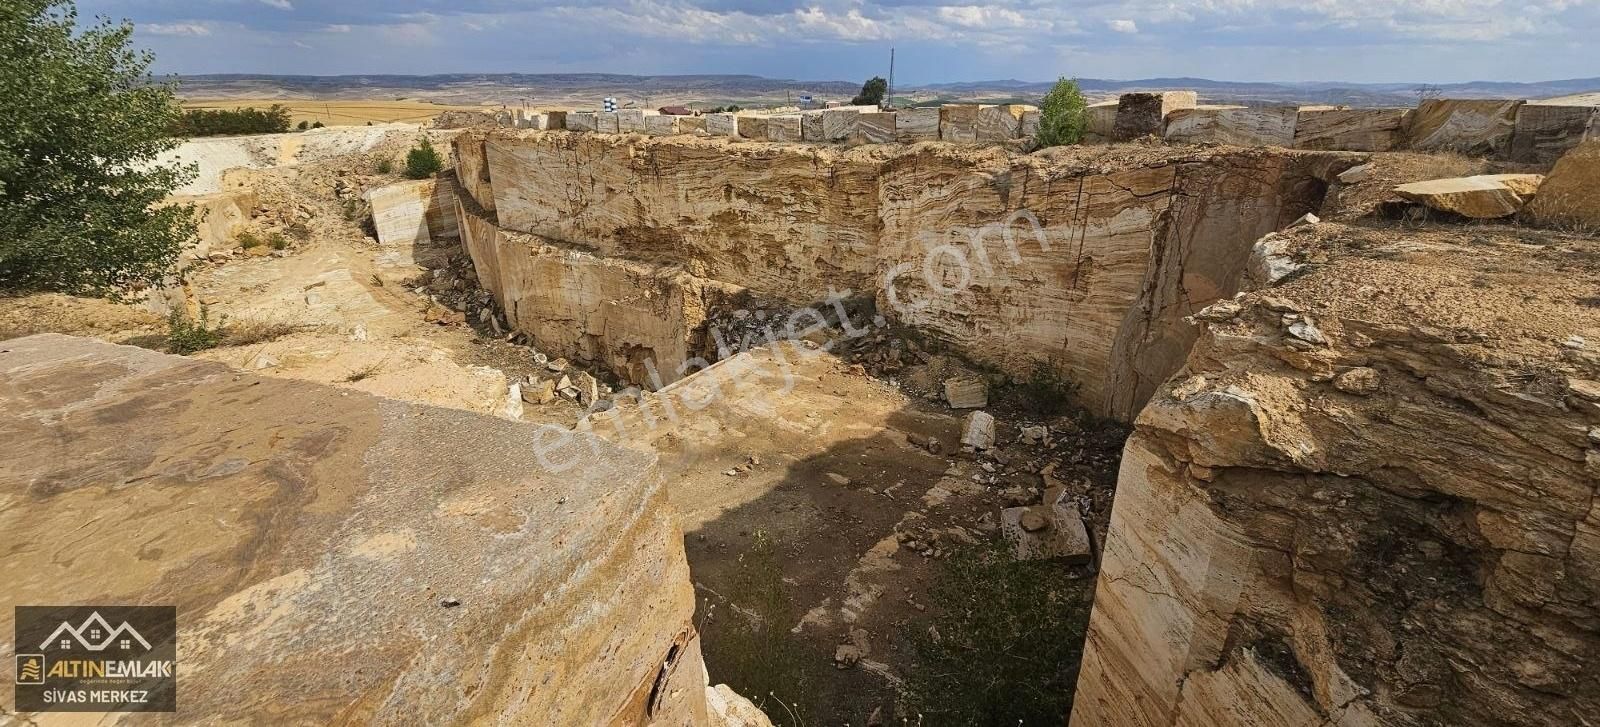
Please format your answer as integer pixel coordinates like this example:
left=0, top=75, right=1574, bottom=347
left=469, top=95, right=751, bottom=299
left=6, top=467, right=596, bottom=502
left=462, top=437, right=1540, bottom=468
left=13, top=606, right=176, bottom=713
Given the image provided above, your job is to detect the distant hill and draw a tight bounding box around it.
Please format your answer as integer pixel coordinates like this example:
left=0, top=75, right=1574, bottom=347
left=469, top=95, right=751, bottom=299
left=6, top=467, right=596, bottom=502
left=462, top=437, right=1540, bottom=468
left=172, top=73, right=1600, bottom=110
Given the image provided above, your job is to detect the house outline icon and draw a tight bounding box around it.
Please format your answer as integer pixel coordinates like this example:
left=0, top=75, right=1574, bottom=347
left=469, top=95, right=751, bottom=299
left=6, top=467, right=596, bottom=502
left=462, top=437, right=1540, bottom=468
left=39, top=612, right=152, bottom=652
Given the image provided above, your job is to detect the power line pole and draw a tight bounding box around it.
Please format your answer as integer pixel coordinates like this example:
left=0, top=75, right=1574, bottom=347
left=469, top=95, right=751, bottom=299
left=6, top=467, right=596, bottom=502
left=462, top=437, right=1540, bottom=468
left=887, top=47, right=895, bottom=110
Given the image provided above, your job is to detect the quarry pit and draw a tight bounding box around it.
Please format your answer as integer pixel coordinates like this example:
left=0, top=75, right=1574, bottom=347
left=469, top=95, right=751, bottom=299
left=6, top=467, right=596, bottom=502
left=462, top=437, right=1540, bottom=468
left=3, top=103, right=1599, bottom=726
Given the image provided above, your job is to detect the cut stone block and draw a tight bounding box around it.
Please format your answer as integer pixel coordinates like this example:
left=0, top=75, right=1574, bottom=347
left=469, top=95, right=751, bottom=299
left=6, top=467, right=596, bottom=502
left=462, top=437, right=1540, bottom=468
left=976, top=104, right=1031, bottom=141
left=1527, top=140, right=1600, bottom=230
left=566, top=112, right=598, bottom=132
left=616, top=109, right=645, bottom=134
left=766, top=115, right=803, bottom=142
left=823, top=109, right=860, bottom=141
left=365, top=178, right=460, bottom=245
left=1393, top=174, right=1544, bottom=219
left=737, top=115, right=768, bottom=140
left=1164, top=106, right=1297, bottom=147
left=961, top=411, right=995, bottom=450
left=939, top=104, right=980, bottom=142
left=1000, top=492, right=1091, bottom=563
left=0, top=334, right=713, bottom=725
left=679, top=116, right=708, bottom=134
left=596, top=111, right=621, bottom=134
left=1293, top=107, right=1408, bottom=151
left=520, top=113, right=550, bottom=131
left=1405, top=99, right=1523, bottom=156
left=1114, top=91, right=1198, bottom=141
left=802, top=111, right=825, bottom=142
left=1084, top=101, right=1119, bottom=142
left=545, top=110, right=567, bottom=130
left=852, top=112, right=896, bottom=145
left=944, top=377, right=988, bottom=409
left=895, top=107, right=938, bottom=142
left=1510, top=103, right=1599, bottom=164
left=705, top=113, right=738, bottom=137
left=644, top=114, right=681, bottom=136
left=1020, top=109, right=1042, bottom=139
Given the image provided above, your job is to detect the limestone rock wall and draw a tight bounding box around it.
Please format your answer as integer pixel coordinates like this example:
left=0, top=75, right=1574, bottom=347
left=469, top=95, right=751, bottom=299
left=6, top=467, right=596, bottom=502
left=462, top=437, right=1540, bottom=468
left=0, top=334, right=713, bottom=725
left=366, top=175, right=461, bottom=245
left=1072, top=223, right=1600, bottom=726
left=459, top=132, right=1354, bottom=420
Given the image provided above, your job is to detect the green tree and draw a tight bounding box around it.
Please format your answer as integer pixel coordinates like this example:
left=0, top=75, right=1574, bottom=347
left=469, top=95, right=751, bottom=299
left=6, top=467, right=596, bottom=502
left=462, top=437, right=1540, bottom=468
left=1035, top=77, right=1088, bottom=148
left=851, top=76, right=887, bottom=107
left=403, top=136, right=443, bottom=179
left=0, top=0, right=195, bottom=296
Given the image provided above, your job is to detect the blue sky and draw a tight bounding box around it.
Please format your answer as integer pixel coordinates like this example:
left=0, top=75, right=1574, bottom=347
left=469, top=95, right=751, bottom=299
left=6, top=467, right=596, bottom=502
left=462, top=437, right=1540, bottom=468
left=79, top=0, right=1600, bottom=84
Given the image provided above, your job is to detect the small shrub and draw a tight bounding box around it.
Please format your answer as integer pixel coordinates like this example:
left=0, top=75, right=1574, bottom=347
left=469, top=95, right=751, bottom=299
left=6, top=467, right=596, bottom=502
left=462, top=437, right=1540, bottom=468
left=236, top=230, right=264, bottom=249
left=221, top=320, right=300, bottom=347
left=904, top=541, right=1093, bottom=725
left=1016, top=363, right=1079, bottom=415
left=166, top=307, right=224, bottom=354
left=296, top=120, right=309, bottom=131
left=376, top=158, right=394, bottom=174
left=403, top=137, right=444, bottom=180
left=268, top=232, right=289, bottom=250
left=311, top=120, right=324, bottom=129
left=1036, top=77, right=1088, bottom=148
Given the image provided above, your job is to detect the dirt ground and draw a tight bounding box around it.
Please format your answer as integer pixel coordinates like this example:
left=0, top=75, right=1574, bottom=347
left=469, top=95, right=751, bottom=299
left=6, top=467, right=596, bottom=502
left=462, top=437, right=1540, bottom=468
left=182, top=98, right=490, bottom=127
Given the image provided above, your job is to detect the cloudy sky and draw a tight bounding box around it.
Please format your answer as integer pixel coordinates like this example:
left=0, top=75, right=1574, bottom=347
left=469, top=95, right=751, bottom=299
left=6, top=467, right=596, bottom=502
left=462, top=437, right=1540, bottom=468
left=79, top=0, right=1599, bottom=84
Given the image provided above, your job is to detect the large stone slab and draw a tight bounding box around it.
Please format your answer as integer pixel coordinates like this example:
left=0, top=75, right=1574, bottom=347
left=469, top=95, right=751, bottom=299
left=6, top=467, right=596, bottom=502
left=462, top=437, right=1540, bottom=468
left=1164, top=106, right=1297, bottom=147
left=896, top=106, right=939, bottom=142
left=766, top=115, right=803, bottom=142
left=736, top=115, right=768, bottom=140
left=680, top=116, right=708, bottom=134
left=705, top=113, right=738, bottom=137
left=1527, top=140, right=1600, bottom=230
left=644, top=114, right=681, bottom=136
left=597, top=111, right=622, bottom=134
left=1510, top=103, right=1599, bottom=164
left=802, top=111, right=826, bottom=142
left=1114, top=91, right=1198, bottom=141
left=939, top=104, right=980, bottom=142
left=616, top=109, right=645, bottom=134
left=1020, top=109, right=1042, bottom=139
left=1084, top=101, right=1119, bottom=143
left=1393, top=173, right=1544, bottom=218
left=977, top=104, right=1032, bottom=141
left=365, top=177, right=460, bottom=245
left=1293, top=107, right=1408, bottom=151
left=852, top=111, right=897, bottom=145
left=823, top=108, right=860, bottom=141
left=544, top=110, right=567, bottom=130
left=0, top=334, right=711, bottom=725
left=1405, top=98, right=1523, bottom=155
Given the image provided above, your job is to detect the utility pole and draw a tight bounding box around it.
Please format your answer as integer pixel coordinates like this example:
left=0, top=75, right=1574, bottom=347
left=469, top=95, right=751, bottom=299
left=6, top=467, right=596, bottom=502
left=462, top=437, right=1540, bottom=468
left=887, top=47, right=895, bottom=110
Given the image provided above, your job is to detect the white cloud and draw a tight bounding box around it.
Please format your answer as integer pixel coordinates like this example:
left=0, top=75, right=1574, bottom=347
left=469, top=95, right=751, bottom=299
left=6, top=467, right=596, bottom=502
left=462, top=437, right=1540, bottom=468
left=321, top=24, right=352, bottom=33
left=936, top=6, right=1027, bottom=30
left=1107, top=19, right=1139, bottom=34
left=144, top=22, right=211, bottom=36
left=259, top=0, right=293, bottom=10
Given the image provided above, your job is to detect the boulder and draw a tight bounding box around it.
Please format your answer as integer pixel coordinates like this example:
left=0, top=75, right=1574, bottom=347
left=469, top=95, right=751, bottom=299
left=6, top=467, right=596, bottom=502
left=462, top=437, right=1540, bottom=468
left=1294, top=107, right=1409, bottom=151
left=766, top=115, right=803, bottom=142
left=1405, top=98, right=1522, bottom=156
left=977, top=104, right=1032, bottom=141
left=1393, top=174, right=1544, bottom=219
left=943, top=377, right=989, bottom=409
left=961, top=411, right=996, bottom=450
left=1164, top=106, right=1297, bottom=147
left=644, top=114, right=680, bottom=136
left=823, top=108, right=860, bottom=141
left=1510, top=103, right=1599, bottom=164
left=1526, top=140, right=1600, bottom=231
left=737, top=115, right=768, bottom=140
left=1113, top=91, right=1197, bottom=141
left=522, top=377, right=557, bottom=404
left=895, top=107, right=940, bottom=142
left=939, top=104, right=980, bottom=142
left=853, top=112, right=897, bottom=145
left=705, top=113, right=739, bottom=137
left=1000, top=493, right=1091, bottom=563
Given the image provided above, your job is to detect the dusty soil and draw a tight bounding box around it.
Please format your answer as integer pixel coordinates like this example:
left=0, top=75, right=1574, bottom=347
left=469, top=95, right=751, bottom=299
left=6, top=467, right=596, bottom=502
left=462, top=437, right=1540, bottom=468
left=182, top=98, right=488, bottom=127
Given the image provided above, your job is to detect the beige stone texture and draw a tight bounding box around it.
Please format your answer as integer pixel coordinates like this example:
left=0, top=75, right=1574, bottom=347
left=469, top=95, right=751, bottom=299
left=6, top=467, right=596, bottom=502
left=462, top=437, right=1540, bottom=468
left=616, top=109, right=645, bottom=134
left=802, top=111, right=826, bottom=142
left=1511, top=103, right=1599, bottom=164
left=1293, top=107, right=1409, bottom=152
left=1085, top=101, right=1120, bottom=142
left=766, top=115, right=803, bottom=142
left=1527, top=140, right=1600, bottom=230
left=1405, top=98, right=1523, bottom=155
left=0, top=333, right=712, bottom=725
left=365, top=177, right=461, bottom=245
left=169, top=189, right=256, bottom=258
left=736, top=115, right=768, bottom=140
left=567, top=111, right=599, bottom=133
left=1072, top=221, right=1600, bottom=727
left=452, top=130, right=497, bottom=213
left=938, top=104, right=979, bottom=142
left=705, top=113, right=738, bottom=137
left=1113, top=91, right=1198, bottom=141
left=679, top=116, right=708, bottom=134
left=852, top=111, right=897, bottom=145
left=976, top=104, right=1031, bottom=141
left=1393, top=173, right=1544, bottom=218
left=645, top=114, right=681, bottom=136
left=823, top=108, right=860, bottom=141
left=544, top=110, right=567, bottom=130
left=1164, top=106, right=1298, bottom=147
left=597, top=111, right=621, bottom=134
left=895, top=106, right=940, bottom=142
left=1020, top=109, right=1042, bottom=139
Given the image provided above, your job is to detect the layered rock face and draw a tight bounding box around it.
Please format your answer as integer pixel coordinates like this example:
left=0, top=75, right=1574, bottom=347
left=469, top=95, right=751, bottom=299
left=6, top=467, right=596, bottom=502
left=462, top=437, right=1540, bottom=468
left=1073, top=223, right=1600, bottom=726
left=457, top=130, right=1356, bottom=420
left=0, top=334, right=711, bottom=725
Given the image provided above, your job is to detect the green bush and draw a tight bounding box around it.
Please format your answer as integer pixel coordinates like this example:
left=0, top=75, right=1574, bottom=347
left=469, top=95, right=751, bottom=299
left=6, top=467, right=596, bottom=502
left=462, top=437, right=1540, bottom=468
left=904, top=541, right=1093, bottom=724
left=1035, top=77, right=1088, bottom=148
left=174, top=105, right=292, bottom=136
left=376, top=157, right=394, bottom=174
left=166, top=307, right=224, bottom=354
left=311, top=120, right=324, bottom=129
left=0, top=0, right=197, bottom=297
left=403, top=137, right=444, bottom=179
left=851, top=76, right=887, bottom=107
left=296, top=120, right=309, bottom=131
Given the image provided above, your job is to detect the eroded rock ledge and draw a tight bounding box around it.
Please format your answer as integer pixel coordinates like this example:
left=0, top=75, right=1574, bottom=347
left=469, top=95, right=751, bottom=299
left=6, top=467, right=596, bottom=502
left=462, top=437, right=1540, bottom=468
left=1072, top=223, right=1600, bottom=726
left=455, top=130, right=1361, bottom=421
